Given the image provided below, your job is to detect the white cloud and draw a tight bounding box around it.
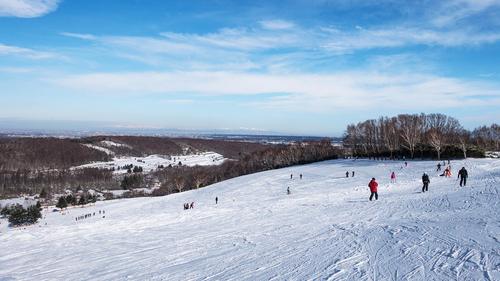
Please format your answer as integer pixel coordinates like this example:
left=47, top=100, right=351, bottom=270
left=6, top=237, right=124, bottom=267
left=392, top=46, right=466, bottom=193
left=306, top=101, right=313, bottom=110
left=50, top=71, right=500, bottom=112
left=0, top=0, right=60, bottom=18
left=0, top=43, right=58, bottom=59
left=59, top=19, right=500, bottom=72
left=60, top=32, right=96, bottom=40
left=430, top=0, right=500, bottom=27
left=259, top=20, right=295, bottom=30
left=322, top=27, right=500, bottom=54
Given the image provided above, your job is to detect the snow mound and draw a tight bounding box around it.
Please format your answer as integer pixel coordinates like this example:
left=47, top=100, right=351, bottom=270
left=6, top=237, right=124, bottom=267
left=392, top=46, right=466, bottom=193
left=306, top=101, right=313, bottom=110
left=82, top=144, right=115, bottom=156
left=1, top=158, right=499, bottom=280
left=100, top=140, right=129, bottom=147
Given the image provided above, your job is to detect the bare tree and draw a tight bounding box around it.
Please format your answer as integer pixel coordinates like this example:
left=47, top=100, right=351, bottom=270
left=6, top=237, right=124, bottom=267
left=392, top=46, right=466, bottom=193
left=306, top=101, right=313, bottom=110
left=398, top=114, right=422, bottom=159
left=426, top=114, right=460, bottom=160
left=380, top=116, right=399, bottom=159
left=457, top=129, right=470, bottom=159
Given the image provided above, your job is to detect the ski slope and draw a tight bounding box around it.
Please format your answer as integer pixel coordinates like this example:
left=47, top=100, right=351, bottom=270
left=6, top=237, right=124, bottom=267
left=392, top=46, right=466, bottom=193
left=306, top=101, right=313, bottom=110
left=1, top=159, right=499, bottom=280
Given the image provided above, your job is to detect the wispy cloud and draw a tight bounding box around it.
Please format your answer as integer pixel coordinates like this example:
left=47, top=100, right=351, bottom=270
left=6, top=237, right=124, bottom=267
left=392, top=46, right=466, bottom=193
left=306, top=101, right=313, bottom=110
left=430, top=0, right=500, bottom=27
left=0, top=0, right=60, bottom=18
left=60, top=32, right=96, bottom=40
left=60, top=17, right=500, bottom=72
left=259, top=19, right=295, bottom=30
left=50, top=71, right=500, bottom=112
left=321, top=26, right=500, bottom=54
left=0, top=43, right=59, bottom=59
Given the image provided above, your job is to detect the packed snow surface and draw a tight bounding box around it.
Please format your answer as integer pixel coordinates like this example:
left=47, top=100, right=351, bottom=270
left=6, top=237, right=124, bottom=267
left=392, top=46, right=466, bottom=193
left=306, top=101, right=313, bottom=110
left=1, top=159, right=499, bottom=280
left=73, top=152, right=226, bottom=174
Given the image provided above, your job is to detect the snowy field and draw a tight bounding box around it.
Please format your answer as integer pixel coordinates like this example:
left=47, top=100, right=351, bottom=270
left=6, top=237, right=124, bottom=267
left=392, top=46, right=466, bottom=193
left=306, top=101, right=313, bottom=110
left=1, top=158, right=499, bottom=280
left=73, top=152, right=226, bottom=174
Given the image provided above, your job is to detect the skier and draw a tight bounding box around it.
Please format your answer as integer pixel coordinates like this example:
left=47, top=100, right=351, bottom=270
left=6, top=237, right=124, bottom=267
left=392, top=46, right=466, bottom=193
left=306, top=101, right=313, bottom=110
left=458, top=167, right=468, bottom=187
left=290, top=174, right=293, bottom=180
left=390, top=171, right=396, bottom=183
left=422, top=173, right=430, bottom=192
left=444, top=167, right=451, bottom=177
left=215, top=197, right=218, bottom=204
left=352, top=171, right=355, bottom=177
left=300, top=174, right=303, bottom=180
left=405, top=161, right=408, bottom=167
left=346, top=171, right=349, bottom=178
left=190, top=202, right=194, bottom=209
left=437, top=163, right=442, bottom=171
left=368, top=178, right=378, bottom=201
left=287, top=186, right=291, bottom=195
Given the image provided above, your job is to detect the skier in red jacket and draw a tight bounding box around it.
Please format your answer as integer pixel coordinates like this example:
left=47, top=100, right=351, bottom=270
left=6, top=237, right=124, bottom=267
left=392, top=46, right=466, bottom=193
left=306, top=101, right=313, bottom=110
left=368, top=178, right=378, bottom=201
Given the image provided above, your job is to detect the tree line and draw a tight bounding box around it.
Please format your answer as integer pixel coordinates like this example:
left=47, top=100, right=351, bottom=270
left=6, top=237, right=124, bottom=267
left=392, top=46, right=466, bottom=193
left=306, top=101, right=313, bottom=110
left=0, top=168, right=115, bottom=198
left=343, top=113, right=499, bottom=159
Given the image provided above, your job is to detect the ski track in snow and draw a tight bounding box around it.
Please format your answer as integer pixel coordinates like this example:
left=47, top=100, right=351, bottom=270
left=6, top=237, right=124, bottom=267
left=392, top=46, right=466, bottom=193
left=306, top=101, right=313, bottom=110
left=1, top=159, right=499, bottom=281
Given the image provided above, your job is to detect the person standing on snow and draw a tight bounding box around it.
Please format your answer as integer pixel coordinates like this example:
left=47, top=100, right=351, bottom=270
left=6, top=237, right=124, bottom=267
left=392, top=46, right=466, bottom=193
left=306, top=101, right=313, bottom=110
left=287, top=186, right=291, bottom=195
left=458, top=167, right=468, bottom=187
left=368, top=178, right=378, bottom=201
left=422, top=173, right=430, bottom=192
left=346, top=171, right=349, bottom=178
left=215, top=197, right=218, bottom=204
left=352, top=171, right=355, bottom=177
left=437, top=163, right=441, bottom=171
left=390, top=171, right=396, bottom=183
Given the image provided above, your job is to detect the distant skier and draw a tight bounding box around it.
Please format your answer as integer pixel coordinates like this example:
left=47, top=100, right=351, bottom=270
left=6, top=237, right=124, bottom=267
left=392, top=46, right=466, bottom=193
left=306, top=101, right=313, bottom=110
left=290, top=174, right=293, bottom=180
left=437, top=163, right=442, bottom=171
left=215, top=197, right=218, bottom=204
left=346, top=171, right=349, bottom=178
left=352, top=171, right=355, bottom=177
left=404, top=161, right=408, bottom=167
left=368, top=178, right=378, bottom=201
left=458, top=167, right=468, bottom=187
left=287, top=186, right=291, bottom=195
left=300, top=174, right=303, bottom=180
left=422, top=173, right=430, bottom=192
left=390, top=171, right=396, bottom=183
left=190, top=202, right=194, bottom=209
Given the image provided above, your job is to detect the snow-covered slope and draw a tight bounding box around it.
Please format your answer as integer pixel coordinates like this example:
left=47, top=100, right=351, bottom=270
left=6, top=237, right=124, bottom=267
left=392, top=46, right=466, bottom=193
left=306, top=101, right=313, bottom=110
left=1, top=159, right=499, bottom=280
left=72, top=152, right=226, bottom=174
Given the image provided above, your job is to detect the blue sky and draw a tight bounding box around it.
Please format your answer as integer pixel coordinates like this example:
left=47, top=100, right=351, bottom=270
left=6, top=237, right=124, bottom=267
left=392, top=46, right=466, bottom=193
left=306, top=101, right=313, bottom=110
left=1, top=0, right=500, bottom=136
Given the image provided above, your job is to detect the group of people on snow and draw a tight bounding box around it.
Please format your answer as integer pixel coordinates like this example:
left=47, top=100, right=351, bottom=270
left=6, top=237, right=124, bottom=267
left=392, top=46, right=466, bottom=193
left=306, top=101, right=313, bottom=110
left=75, top=210, right=105, bottom=221
left=346, top=171, right=355, bottom=178
left=183, top=202, right=195, bottom=210
left=365, top=162, right=469, bottom=201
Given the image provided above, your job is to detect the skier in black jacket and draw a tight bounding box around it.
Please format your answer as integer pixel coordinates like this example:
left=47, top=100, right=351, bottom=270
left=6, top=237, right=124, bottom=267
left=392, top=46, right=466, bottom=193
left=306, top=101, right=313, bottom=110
left=422, top=173, right=430, bottom=192
left=458, top=167, right=468, bottom=187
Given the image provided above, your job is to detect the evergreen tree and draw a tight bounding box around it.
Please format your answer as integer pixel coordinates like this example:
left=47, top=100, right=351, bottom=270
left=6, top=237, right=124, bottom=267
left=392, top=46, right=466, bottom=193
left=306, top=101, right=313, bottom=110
left=7, top=204, right=27, bottom=225
left=6, top=204, right=42, bottom=226
left=39, top=188, right=48, bottom=199
left=66, top=194, right=77, bottom=205
left=56, top=196, right=68, bottom=209
left=78, top=195, right=87, bottom=205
